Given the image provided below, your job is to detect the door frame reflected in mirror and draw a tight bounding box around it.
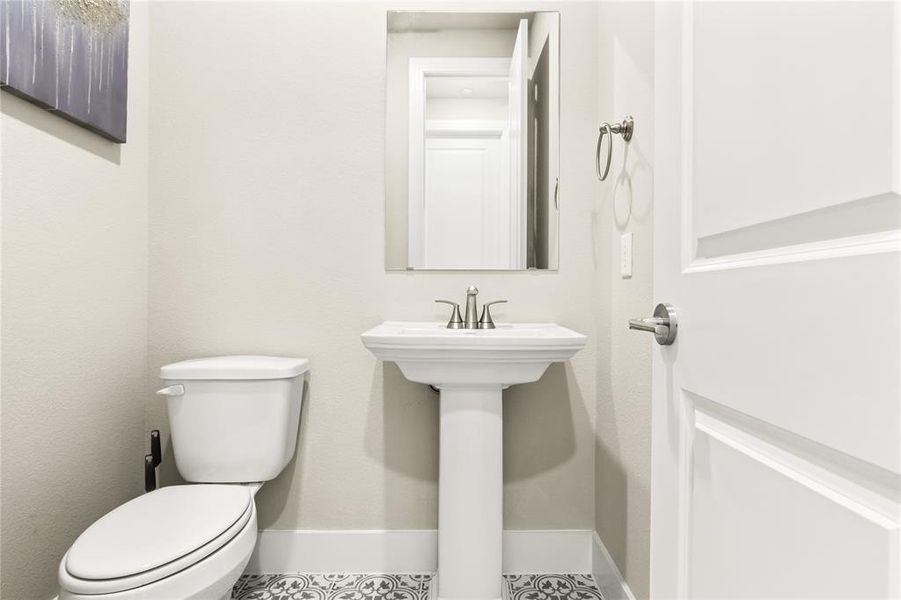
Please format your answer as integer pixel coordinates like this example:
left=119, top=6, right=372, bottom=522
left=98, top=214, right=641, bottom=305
left=407, top=57, right=520, bottom=269
left=385, top=11, right=560, bottom=272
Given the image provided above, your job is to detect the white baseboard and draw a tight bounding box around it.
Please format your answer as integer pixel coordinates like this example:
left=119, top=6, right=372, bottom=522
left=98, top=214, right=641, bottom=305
left=246, top=529, right=594, bottom=575
left=591, top=532, right=636, bottom=600
left=247, top=530, right=438, bottom=574
left=502, top=530, right=592, bottom=574
left=248, top=528, right=635, bottom=600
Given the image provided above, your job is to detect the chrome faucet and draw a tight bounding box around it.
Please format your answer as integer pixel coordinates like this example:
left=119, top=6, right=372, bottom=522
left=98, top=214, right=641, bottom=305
left=463, top=285, right=480, bottom=328
left=436, top=286, right=507, bottom=330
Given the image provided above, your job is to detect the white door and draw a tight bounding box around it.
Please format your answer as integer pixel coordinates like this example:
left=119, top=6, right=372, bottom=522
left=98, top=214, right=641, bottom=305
left=422, top=135, right=506, bottom=269
left=508, top=18, right=528, bottom=269
left=651, top=2, right=901, bottom=598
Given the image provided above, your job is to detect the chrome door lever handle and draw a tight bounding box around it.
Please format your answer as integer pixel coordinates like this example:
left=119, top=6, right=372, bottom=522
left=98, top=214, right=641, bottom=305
left=628, top=317, right=666, bottom=333
left=629, top=303, right=677, bottom=345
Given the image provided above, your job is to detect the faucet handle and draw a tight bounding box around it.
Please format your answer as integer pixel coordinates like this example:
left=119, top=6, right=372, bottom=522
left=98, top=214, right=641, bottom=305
left=478, top=300, right=508, bottom=329
left=435, top=300, right=464, bottom=329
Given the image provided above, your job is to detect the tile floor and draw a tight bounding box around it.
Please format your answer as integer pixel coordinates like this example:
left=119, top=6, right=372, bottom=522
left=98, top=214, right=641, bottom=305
left=233, top=573, right=604, bottom=600
left=504, top=574, right=604, bottom=600
left=233, top=574, right=432, bottom=600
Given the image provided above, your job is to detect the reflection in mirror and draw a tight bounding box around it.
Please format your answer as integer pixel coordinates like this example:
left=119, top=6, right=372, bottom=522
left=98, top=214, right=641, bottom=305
left=385, top=12, right=560, bottom=271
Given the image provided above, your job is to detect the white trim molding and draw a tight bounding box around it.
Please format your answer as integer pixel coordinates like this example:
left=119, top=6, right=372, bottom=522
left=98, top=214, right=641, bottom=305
left=424, top=119, right=507, bottom=139
left=246, top=529, right=598, bottom=575
left=591, top=532, right=636, bottom=600
left=502, top=530, right=592, bottom=574
left=247, top=530, right=438, bottom=574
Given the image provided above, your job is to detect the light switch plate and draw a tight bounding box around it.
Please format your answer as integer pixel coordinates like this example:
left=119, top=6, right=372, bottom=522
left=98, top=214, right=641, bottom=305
left=620, top=232, right=633, bottom=278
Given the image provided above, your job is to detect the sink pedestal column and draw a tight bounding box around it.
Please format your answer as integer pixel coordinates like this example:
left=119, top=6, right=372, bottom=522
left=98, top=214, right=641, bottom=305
left=438, top=385, right=504, bottom=600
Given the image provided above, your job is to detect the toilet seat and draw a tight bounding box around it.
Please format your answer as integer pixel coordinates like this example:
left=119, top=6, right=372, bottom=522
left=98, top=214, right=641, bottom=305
left=59, top=485, right=253, bottom=596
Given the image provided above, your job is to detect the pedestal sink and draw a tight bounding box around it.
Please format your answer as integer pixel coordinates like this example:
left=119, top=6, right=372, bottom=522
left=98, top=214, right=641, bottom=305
left=361, top=321, right=587, bottom=600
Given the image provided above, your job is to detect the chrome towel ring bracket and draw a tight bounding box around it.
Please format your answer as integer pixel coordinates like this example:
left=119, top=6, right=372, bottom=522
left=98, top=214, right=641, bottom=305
left=596, top=115, right=634, bottom=181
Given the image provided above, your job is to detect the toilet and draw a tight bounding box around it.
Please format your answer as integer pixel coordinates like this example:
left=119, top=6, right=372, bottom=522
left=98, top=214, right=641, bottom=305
left=58, top=356, right=310, bottom=600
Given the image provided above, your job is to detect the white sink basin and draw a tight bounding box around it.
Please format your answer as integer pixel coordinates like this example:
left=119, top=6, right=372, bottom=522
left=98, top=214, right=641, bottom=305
left=361, top=321, right=586, bottom=387
left=361, top=320, right=587, bottom=600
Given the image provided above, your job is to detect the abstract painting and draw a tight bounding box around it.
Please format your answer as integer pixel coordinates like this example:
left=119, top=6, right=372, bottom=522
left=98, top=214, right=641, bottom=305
left=1, top=0, right=129, bottom=142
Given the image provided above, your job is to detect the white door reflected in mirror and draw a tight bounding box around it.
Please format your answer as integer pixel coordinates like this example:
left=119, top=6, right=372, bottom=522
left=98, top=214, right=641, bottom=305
left=385, top=11, right=560, bottom=271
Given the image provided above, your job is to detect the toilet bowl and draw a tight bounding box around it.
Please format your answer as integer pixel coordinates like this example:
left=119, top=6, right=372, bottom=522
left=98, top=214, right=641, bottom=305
left=59, top=485, right=258, bottom=600
left=59, top=356, right=310, bottom=600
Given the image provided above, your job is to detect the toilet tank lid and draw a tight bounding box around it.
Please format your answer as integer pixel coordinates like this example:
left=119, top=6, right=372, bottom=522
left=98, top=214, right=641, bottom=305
left=160, top=356, right=310, bottom=380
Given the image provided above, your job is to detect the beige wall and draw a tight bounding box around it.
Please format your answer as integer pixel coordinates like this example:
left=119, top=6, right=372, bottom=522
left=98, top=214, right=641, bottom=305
left=148, top=1, right=600, bottom=531
left=594, top=3, right=654, bottom=599
left=0, top=3, right=150, bottom=598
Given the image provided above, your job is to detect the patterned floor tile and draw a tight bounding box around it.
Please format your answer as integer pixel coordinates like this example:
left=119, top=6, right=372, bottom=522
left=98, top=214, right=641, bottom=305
left=233, top=573, right=433, bottom=600
left=504, top=574, right=604, bottom=600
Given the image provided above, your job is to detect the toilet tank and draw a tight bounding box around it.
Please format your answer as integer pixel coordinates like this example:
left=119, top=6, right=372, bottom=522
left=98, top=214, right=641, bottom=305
left=159, top=356, right=310, bottom=483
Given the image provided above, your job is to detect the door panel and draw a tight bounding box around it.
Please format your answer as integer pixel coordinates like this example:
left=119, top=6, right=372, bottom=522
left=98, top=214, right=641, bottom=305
left=423, top=137, right=506, bottom=268
left=652, top=2, right=901, bottom=598
left=691, top=2, right=896, bottom=240
left=689, top=402, right=896, bottom=598
left=678, top=253, right=901, bottom=472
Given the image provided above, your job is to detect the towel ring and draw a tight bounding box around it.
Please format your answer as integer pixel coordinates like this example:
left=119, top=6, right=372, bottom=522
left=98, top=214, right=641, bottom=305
left=596, top=116, right=634, bottom=181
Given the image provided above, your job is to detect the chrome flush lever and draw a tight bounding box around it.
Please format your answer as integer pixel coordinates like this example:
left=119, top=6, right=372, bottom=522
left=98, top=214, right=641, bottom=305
left=478, top=300, right=507, bottom=329
left=156, top=384, right=185, bottom=396
left=629, top=303, right=678, bottom=345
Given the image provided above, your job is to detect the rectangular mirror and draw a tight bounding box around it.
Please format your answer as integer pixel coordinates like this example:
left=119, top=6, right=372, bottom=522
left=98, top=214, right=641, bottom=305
left=385, top=11, right=560, bottom=271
